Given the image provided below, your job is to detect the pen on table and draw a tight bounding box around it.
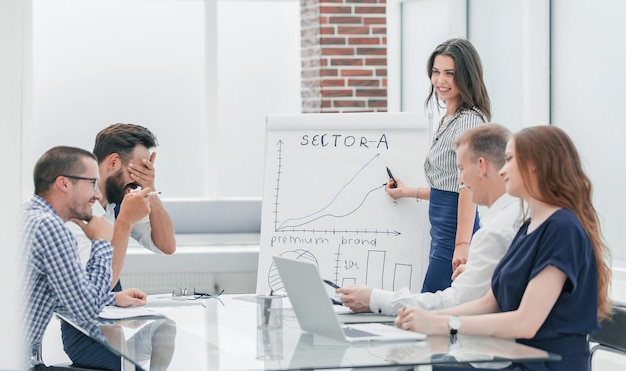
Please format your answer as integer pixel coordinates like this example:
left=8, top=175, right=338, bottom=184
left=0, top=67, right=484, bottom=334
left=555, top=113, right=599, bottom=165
left=386, top=166, right=397, bottom=188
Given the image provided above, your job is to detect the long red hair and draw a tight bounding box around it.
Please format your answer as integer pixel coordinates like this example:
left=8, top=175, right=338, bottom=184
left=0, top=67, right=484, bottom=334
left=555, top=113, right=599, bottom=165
left=512, top=126, right=611, bottom=320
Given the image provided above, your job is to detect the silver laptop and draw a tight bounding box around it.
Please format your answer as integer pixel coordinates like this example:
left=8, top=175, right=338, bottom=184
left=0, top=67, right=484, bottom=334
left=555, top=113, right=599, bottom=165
left=272, top=256, right=426, bottom=344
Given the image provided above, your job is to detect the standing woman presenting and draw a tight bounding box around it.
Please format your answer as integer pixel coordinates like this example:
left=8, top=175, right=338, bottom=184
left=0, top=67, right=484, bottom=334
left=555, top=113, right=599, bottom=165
left=387, top=38, right=491, bottom=292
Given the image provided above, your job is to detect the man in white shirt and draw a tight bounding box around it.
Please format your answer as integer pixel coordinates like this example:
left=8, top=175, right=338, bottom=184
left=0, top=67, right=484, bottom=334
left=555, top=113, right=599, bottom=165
left=66, top=123, right=176, bottom=289
left=337, top=124, right=519, bottom=315
left=62, top=123, right=176, bottom=369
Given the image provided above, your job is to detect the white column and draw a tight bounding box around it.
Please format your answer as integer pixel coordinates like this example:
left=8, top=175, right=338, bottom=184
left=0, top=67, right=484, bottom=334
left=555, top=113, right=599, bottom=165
left=522, top=0, right=550, bottom=126
left=203, top=0, right=218, bottom=196
left=0, top=0, right=31, bottom=366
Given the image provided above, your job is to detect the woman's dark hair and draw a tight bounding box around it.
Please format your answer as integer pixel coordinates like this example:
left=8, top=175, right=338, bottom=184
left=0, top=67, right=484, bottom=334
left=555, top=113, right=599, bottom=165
left=425, top=38, right=491, bottom=121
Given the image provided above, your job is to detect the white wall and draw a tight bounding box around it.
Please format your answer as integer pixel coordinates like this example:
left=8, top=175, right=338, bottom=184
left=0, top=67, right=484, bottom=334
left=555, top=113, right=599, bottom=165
left=469, top=0, right=524, bottom=130
left=216, top=0, right=301, bottom=197
left=469, top=0, right=550, bottom=131
left=551, top=0, right=626, bottom=264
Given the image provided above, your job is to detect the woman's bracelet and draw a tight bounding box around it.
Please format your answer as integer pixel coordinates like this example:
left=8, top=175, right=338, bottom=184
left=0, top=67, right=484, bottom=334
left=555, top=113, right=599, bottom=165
left=454, top=241, right=470, bottom=247
left=415, top=187, right=421, bottom=203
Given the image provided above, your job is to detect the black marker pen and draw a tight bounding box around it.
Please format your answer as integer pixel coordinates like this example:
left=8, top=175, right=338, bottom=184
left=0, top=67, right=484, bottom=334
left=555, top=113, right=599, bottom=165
left=386, top=166, right=398, bottom=188
left=323, top=279, right=341, bottom=289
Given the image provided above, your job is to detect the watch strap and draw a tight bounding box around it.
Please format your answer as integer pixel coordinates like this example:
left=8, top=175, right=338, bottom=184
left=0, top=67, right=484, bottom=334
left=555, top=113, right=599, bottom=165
left=449, top=315, right=461, bottom=336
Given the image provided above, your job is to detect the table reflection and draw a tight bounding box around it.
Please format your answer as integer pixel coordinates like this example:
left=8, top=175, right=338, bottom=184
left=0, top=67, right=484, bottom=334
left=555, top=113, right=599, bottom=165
left=57, top=312, right=177, bottom=371
left=56, top=295, right=560, bottom=370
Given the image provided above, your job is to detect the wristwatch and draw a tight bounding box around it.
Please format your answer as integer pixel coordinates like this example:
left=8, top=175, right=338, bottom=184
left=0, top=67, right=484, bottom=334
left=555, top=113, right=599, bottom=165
left=449, top=315, right=461, bottom=336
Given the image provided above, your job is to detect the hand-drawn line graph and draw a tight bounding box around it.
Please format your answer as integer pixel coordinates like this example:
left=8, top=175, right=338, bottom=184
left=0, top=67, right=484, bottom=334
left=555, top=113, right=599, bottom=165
left=272, top=140, right=401, bottom=236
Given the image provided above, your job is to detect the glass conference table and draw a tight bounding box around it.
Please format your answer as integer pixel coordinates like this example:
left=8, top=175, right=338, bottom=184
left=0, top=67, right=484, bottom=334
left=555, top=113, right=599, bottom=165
left=56, top=294, right=560, bottom=370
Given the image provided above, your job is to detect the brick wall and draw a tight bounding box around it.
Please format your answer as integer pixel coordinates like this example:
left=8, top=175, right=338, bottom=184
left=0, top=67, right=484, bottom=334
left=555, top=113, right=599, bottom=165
left=301, top=0, right=387, bottom=113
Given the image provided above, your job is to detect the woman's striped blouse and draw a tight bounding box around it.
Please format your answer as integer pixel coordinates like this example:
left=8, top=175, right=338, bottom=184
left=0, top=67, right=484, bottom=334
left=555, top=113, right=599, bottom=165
left=423, top=108, right=487, bottom=193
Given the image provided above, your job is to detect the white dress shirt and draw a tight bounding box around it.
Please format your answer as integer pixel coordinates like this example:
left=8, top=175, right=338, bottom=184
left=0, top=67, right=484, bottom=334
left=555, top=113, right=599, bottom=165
left=369, top=193, right=520, bottom=314
left=66, top=201, right=162, bottom=269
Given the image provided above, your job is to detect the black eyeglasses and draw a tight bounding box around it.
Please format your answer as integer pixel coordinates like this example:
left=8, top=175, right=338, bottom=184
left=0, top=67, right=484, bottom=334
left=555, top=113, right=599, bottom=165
left=57, top=175, right=99, bottom=192
left=172, top=287, right=225, bottom=301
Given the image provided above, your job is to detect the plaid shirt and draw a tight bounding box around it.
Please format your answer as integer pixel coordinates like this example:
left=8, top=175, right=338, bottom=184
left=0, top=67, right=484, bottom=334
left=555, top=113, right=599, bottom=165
left=20, top=195, right=115, bottom=367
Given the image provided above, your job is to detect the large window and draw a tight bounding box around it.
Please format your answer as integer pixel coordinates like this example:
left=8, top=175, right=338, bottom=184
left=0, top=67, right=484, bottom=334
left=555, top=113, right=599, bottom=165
left=31, top=0, right=300, bottom=199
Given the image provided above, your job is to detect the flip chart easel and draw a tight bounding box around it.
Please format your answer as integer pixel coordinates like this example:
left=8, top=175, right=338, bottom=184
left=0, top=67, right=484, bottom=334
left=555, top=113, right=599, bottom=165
left=257, top=112, right=431, bottom=295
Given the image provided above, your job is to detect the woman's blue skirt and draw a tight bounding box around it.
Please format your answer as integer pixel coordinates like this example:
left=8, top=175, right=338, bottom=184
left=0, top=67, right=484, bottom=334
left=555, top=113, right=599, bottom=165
left=421, top=188, right=480, bottom=293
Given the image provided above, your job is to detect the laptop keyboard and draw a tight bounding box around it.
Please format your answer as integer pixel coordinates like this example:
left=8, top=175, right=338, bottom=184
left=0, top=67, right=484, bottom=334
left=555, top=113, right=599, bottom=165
left=343, top=326, right=380, bottom=337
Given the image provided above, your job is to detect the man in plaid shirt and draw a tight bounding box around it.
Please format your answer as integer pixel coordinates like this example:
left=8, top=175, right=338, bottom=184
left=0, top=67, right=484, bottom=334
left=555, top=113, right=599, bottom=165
left=20, top=146, right=146, bottom=370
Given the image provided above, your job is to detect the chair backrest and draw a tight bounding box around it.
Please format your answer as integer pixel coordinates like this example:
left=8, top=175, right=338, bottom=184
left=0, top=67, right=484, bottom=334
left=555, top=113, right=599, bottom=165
left=590, top=304, right=626, bottom=356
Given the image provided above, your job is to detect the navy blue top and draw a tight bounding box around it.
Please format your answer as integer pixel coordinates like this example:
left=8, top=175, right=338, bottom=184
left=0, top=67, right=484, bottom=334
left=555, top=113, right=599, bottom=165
left=491, top=208, right=600, bottom=370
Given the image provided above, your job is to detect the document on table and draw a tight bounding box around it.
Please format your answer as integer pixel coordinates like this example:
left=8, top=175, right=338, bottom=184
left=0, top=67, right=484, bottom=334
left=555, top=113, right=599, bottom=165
left=99, top=305, right=162, bottom=319
left=146, top=294, right=208, bottom=307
